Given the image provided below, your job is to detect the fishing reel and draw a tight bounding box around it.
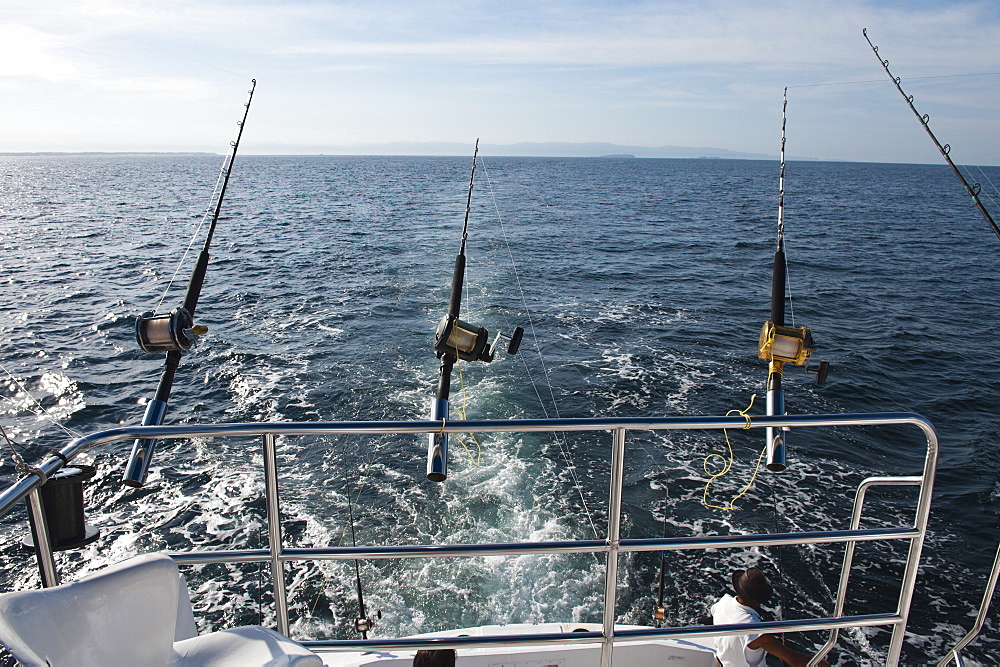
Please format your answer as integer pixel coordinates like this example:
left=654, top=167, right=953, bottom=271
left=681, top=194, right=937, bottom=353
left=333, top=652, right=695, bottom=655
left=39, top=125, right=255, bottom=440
left=757, top=321, right=828, bottom=385
left=354, top=609, right=382, bottom=635
left=433, top=314, right=523, bottom=362
left=135, top=307, right=208, bottom=353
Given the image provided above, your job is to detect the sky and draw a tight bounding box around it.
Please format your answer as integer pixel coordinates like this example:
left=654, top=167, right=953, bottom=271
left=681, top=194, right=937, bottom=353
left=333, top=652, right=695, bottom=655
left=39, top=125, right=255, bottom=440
left=2, top=0, right=999, bottom=164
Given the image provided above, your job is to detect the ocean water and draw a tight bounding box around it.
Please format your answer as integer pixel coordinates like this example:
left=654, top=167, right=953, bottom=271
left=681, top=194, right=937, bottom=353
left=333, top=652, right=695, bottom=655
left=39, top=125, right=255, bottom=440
left=1, top=153, right=999, bottom=664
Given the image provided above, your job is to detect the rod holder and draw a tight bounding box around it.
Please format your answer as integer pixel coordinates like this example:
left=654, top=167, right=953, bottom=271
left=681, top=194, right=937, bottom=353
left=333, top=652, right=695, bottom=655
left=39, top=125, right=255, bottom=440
left=22, top=465, right=100, bottom=552
left=766, top=389, right=787, bottom=472
left=426, top=398, right=449, bottom=482
left=122, top=399, right=168, bottom=487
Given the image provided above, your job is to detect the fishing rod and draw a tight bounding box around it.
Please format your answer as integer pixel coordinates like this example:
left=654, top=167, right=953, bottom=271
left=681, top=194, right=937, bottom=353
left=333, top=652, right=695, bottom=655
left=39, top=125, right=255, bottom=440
left=863, top=28, right=1000, bottom=241
left=347, top=480, right=379, bottom=638
left=652, top=489, right=667, bottom=627
left=426, top=139, right=523, bottom=482
left=757, top=88, right=828, bottom=471
left=123, top=79, right=256, bottom=487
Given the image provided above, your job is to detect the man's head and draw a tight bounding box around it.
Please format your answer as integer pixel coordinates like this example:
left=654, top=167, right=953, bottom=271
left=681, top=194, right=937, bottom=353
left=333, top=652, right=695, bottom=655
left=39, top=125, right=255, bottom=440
left=413, top=648, right=457, bottom=667
left=731, top=566, right=773, bottom=607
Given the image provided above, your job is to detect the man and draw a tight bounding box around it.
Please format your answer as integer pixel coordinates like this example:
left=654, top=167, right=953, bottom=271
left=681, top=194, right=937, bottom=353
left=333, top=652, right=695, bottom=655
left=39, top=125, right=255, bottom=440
left=711, top=566, right=829, bottom=667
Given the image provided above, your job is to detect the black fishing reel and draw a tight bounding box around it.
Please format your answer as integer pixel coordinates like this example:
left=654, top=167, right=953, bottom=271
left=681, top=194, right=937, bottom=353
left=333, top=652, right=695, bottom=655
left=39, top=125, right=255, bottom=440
left=135, top=307, right=208, bottom=353
left=433, top=314, right=523, bottom=362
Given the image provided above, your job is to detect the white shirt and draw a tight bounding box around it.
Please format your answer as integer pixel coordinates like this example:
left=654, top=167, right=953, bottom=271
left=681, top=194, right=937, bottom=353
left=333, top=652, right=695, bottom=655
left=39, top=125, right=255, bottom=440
left=711, top=593, right=766, bottom=667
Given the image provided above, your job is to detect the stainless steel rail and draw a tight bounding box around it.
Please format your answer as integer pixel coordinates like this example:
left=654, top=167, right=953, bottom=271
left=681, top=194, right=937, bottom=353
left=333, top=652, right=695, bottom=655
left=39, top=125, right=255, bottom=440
left=0, top=412, right=938, bottom=666
left=810, top=476, right=924, bottom=666
left=937, top=541, right=1000, bottom=666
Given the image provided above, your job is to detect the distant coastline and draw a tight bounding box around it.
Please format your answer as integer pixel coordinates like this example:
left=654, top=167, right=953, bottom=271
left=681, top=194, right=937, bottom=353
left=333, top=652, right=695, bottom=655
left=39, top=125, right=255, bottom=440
left=6, top=145, right=980, bottom=164
left=0, top=142, right=790, bottom=160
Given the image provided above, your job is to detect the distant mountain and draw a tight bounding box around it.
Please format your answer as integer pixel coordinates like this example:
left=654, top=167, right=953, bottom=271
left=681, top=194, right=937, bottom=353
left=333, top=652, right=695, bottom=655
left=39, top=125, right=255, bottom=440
left=251, top=140, right=780, bottom=160
left=484, top=142, right=775, bottom=160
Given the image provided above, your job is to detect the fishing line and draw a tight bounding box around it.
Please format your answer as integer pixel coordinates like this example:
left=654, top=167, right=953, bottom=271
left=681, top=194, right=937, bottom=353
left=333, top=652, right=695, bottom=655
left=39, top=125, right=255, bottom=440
left=0, top=424, right=32, bottom=467
left=784, top=262, right=797, bottom=328
left=787, top=71, right=1000, bottom=89
left=451, top=362, right=482, bottom=465
left=153, top=152, right=231, bottom=313
left=308, top=440, right=383, bottom=625
left=0, top=424, right=58, bottom=464
left=962, top=164, right=1000, bottom=216
left=766, top=475, right=790, bottom=643
left=177, top=55, right=254, bottom=82
left=480, top=154, right=692, bottom=539
left=863, top=28, right=1000, bottom=241
left=0, top=361, right=83, bottom=440
left=478, top=155, right=600, bottom=539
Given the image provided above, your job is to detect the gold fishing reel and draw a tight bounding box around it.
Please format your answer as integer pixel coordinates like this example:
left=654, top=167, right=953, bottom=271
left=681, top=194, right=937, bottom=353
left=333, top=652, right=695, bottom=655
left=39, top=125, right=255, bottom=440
left=758, top=321, right=828, bottom=384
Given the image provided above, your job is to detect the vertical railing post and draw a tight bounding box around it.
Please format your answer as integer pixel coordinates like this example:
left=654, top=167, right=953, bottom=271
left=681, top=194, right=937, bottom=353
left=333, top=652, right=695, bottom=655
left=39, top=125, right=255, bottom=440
left=262, top=433, right=289, bottom=636
left=600, top=427, right=627, bottom=667
left=887, top=423, right=938, bottom=665
left=25, top=488, right=59, bottom=588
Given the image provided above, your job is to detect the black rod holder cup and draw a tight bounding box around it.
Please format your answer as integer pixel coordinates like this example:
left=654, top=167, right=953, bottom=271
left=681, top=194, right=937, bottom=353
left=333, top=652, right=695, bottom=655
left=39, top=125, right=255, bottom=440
left=22, top=465, right=100, bottom=552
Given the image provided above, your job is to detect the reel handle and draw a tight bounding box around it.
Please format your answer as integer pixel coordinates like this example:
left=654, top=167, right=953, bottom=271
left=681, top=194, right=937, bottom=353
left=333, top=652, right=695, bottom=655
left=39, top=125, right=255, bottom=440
left=489, top=326, right=524, bottom=359
left=805, top=359, right=830, bottom=386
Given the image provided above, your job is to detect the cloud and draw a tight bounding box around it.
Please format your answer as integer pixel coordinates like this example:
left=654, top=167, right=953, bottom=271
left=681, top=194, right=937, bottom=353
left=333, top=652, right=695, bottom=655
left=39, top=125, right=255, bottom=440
left=0, top=23, right=78, bottom=82
left=1, top=0, right=998, bottom=161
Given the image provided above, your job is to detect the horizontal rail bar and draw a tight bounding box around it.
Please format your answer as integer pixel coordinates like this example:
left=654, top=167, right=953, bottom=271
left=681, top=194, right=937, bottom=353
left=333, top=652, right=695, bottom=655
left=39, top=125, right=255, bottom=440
left=170, top=549, right=271, bottom=565
left=0, top=412, right=935, bottom=521
left=858, top=476, right=923, bottom=488
left=619, top=614, right=902, bottom=639
left=621, top=527, right=920, bottom=552
left=165, top=527, right=919, bottom=566
left=300, top=614, right=902, bottom=653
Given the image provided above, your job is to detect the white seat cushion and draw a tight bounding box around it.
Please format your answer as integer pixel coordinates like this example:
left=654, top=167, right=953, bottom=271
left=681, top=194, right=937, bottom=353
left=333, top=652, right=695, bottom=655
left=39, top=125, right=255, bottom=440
left=0, top=553, right=179, bottom=666
left=174, top=625, right=322, bottom=666
left=0, top=553, right=321, bottom=667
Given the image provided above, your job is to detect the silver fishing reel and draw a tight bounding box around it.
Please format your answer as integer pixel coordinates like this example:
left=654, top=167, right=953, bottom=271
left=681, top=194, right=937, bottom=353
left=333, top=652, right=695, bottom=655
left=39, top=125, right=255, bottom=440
left=135, top=307, right=208, bottom=353
left=354, top=610, right=381, bottom=634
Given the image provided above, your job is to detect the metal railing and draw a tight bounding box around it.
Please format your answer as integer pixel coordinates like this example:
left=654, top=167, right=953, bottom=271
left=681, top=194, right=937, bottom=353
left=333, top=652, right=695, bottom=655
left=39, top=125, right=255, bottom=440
left=0, top=412, right=938, bottom=666
left=938, top=542, right=1000, bottom=666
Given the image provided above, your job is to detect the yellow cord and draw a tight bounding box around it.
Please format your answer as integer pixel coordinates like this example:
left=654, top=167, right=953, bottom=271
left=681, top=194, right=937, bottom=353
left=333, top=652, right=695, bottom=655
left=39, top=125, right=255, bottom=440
left=453, top=360, right=482, bottom=465
left=702, top=394, right=765, bottom=510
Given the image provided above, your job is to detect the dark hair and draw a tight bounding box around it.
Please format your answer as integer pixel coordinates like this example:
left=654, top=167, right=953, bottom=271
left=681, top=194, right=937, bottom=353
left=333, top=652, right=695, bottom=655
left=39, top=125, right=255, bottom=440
left=413, top=648, right=457, bottom=667
left=731, top=566, right=774, bottom=606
